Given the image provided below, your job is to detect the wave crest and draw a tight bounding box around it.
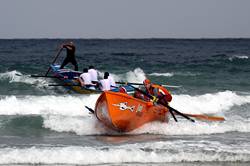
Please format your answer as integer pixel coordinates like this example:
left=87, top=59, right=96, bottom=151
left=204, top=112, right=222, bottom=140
left=0, top=140, right=250, bottom=164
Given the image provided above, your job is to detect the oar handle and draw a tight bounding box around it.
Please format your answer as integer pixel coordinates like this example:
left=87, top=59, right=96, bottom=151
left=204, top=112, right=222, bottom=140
left=166, top=105, right=195, bottom=122
left=117, top=81, right=181, bottom=88
left=45, top=48, right=63, bottom=76
left=115, top=81, right=143, bottom=85
left=128, top=85, right=152, bottom=99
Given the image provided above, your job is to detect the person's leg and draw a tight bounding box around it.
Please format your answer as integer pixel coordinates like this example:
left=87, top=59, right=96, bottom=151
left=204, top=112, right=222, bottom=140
left=71, top=58, right=78, bottom=71
left=60, top=58, right=69, bottom=69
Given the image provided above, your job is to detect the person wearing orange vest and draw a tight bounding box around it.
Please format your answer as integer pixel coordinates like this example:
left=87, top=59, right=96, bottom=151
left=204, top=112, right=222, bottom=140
left=143, top=79, right=172, bottom=105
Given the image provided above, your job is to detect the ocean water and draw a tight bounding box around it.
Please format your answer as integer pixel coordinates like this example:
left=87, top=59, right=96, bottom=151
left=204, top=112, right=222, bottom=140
left=0, top=39, right=250, bottom=165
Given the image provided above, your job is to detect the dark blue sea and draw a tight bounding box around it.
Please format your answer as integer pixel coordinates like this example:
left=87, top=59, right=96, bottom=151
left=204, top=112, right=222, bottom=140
left=0, top=39, right=250, bottom=165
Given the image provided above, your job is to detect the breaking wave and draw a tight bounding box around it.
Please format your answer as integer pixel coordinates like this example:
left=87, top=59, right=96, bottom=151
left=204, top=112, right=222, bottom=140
left=0, top=140, right=250, bottom=164
left=149, top=72, right=174, bottom=77
left=98, top=68, right=146, bottom=83
left=1, top=91, right=247, bottom=116
left=229, top=55, right=249, bottom=61
left=0, top=70, right=52, bottom=87
left=149, top=72, right=199, bottom=77
left=1, top=90, right=250, bottom=135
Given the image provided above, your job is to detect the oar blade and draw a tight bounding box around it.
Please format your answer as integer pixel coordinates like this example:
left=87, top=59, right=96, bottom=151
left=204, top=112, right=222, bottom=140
left=45, top=48, right=63, bottom=76
left=85, top=106, right=94, bottom=114
left=184, top=113, right=225, bottom=122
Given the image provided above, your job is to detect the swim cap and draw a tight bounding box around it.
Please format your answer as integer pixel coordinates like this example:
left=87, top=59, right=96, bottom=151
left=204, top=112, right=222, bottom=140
left=119, top=87, right=127, bottom=93
left=143, top=79, right=151, bottom=85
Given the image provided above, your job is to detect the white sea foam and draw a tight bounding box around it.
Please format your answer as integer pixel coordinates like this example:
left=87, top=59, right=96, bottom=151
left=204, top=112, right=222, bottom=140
left=42, top=112, right=250, bottom=135
left=125, top=68, right=146, bottom=83
left=149, top=71, right=199, bottom=77
left=229, top=55, right=249, bottom=61
left=0, top=94, right=99, bottom=116
left=98, top=68, right=146, bottom=83
left=1, top=91, right=250, bottom=135
left=0, top=70, right=22, bottom=81
left=149, top=72, right=174, bottom=77
left=0, top=70, right=51, bottom=88
left=170, top=90, right=250, bottom=114
left=0, top=140, right=249, bottom=164
left=1, top=91, right=247, bottom=116
left=132, top=117, right=250, bottom=135
left=42, top=115, right=110, bottom=135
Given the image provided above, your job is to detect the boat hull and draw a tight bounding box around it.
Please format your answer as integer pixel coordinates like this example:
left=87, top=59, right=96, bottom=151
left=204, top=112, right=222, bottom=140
left=95, top=91, right=169, bottom=132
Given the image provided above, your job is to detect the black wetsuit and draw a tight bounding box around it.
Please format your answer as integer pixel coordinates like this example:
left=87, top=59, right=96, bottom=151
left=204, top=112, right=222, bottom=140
left=60, top=44, right=78, bottom=71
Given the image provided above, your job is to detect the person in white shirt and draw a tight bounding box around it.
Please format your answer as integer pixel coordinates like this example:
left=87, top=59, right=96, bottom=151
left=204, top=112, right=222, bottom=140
left=88, top=66, right=98, bottom=83
left=106, top=72, right=116, bottom=89
left=79, top=68, right=95, bottom=90
left=99, top=72, right=111, bottom=91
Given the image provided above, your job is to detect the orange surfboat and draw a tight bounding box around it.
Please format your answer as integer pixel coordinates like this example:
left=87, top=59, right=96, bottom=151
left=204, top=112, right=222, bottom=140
left=94, top=91, right=170, bottom=132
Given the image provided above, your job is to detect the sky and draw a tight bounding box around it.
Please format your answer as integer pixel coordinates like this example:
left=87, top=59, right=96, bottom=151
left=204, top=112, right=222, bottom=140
left=0, top=0, right=250, bottom=39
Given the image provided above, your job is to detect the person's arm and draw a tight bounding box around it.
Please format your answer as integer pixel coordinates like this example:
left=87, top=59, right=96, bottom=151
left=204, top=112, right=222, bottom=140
left=61, top=44, right=73, bottom=50
left=65, top=45, right=73, bottom=50
left=153, top=88, right=159, bottom=97
left=164, top=89, right=172, bottom=102
left=98, top=80, right=103, bottom=90
left=78, top=76, right=85, bottom=86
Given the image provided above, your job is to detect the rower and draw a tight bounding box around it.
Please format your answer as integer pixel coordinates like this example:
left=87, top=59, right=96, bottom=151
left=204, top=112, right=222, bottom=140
left=60, top=41, right=78, bottom=71
left=79, top=68, right=96, bottom=90
left=88, top=65, right=98, bottom=84
left=105, top=72, right=116, bottom=89
left=99, top=72, right=111, bottom=91
left=143, top=79, right=172, bottom=105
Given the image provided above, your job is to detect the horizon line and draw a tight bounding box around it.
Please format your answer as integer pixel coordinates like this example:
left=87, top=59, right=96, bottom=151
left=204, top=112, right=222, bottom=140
left=0, top=37, right=250, bottom=40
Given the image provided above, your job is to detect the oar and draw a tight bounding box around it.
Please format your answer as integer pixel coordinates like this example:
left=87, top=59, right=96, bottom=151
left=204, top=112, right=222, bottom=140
left=48, top=83, right=98, bottom=88
left=129, top=84, right=225, bottom=122
left=31, top=75, right=61, bottom=78
left=165, top=103, right=195, bottom=122
left=15, top=73, right=63, bottom=79
left=128, top=84, right=194, bottom=122
left=168, top=107, right=178, bottom=122
left=14, top=73, right=58, bottom=78
left=161, top=84, right=182, bottom=88
left=182, top=113, right=225, bottom=121
left=48, top=84, right=81, bottom=87
left=85, top=106, right=94, bottom=114
left=116, top=81, right=143, bottom=86
left=45, top=47, right=63, bottom=76
left=116, top=81, right=181, bottom=88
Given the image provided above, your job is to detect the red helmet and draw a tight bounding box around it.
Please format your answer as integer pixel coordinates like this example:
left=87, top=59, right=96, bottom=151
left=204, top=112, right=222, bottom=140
left=143, top=79, right=151, bottom=85
left=119, top=87, right=127, bottom=93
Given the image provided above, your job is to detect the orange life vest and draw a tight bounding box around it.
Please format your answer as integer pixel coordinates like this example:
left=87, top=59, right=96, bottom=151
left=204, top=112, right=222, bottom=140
left=149, top=84, right=172, bottom=102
